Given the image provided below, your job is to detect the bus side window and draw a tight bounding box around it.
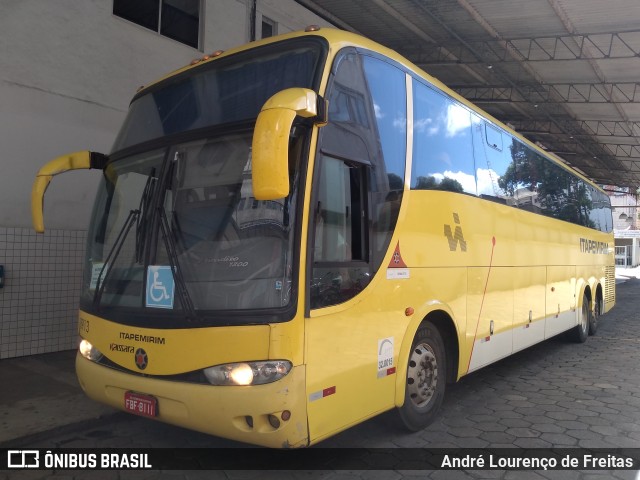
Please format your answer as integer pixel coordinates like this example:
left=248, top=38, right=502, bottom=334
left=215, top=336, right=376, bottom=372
left=310, top=52, right=407, bottom=309
left=311, top=155, right=370, bottom=309
left=412, top=80, right=476, bottom=195
left=477, top=123, right=517, bottom=206
left=314, top=156, right=366, bottom=263
left=485, top=123, right=503, bottom=151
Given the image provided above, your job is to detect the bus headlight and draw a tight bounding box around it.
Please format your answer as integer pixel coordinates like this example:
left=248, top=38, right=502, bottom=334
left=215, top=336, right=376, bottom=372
left=203, top=360, right=292, bottom=386
left=79, top=339, right=103, bottom=362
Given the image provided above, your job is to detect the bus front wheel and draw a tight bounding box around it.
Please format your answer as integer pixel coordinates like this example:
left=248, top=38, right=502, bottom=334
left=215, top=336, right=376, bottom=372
left=397, top=323, right=446, bottom=431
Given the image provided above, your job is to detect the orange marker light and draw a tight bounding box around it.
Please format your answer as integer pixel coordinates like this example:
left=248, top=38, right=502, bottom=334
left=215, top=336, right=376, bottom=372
left=305, top=25, right=320, bottom=32
left=405, top=307, right=414, bottom=316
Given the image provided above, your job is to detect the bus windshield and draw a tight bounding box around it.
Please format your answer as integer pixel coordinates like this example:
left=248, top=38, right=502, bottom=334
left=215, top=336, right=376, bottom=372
left=80, top=39, right=325, bottom=325
left=83, top=131, right=304, bottom=323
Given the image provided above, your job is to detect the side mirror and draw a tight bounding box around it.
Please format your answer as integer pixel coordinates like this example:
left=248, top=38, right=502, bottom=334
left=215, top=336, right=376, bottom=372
left=32, top=151, right=108, bottom=233
left=251, top=88, right=325, bottom=200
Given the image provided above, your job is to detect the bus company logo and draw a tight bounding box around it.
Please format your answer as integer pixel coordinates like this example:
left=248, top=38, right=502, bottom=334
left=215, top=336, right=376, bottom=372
left=580, top=238, right=608, bottom=254
left=134, top=348, right=148, bottom=370
left=110, top=343, right=134, bottom=353
left=388, top=242, right=407, bottom=268
left=444, top=213, right=467, bottom=252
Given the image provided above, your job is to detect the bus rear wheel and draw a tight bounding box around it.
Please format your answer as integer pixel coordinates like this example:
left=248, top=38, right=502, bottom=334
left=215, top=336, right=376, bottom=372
left=570, top=292, right=589, bottom=343
left=589, top=296, right=601, bottom=336
left=397, top=323, right=446, bottom=431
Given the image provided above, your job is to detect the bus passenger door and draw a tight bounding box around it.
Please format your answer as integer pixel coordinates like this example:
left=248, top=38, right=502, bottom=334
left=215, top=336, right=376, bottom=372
left=305, top=155, right=397, bottom=443
left=303, top=50, right=409, bottom=443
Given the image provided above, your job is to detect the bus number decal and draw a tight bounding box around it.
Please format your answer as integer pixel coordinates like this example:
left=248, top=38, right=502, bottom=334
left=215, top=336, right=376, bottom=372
left=377, top=337, right=395, bottom=378
left=78, top=317, right=89, bottom=335
left=444, top=213, right=467, bottom=252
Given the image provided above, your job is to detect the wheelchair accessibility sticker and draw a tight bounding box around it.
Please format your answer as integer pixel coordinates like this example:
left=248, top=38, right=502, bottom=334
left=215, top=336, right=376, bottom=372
left=146, top=266, right=175, bottom=309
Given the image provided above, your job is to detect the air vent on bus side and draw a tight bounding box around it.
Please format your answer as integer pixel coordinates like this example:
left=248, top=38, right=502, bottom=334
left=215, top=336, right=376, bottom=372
left=604, top=265, right=616, bottom=307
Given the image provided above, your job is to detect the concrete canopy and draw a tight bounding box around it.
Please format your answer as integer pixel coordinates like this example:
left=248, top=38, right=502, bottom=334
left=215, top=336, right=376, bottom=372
left=296, top=0, right=640, bottom=189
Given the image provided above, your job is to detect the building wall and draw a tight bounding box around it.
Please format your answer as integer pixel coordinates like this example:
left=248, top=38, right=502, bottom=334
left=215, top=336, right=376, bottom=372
left=610, top=192, right=638, bottom=231
left=0, top=0, right=333, bottom=359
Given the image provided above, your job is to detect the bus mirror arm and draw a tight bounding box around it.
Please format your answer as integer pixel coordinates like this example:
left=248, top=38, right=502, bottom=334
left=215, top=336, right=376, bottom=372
left=252, top=88, right=324, bottom=201
left=31, top=151, right=108, bottom=233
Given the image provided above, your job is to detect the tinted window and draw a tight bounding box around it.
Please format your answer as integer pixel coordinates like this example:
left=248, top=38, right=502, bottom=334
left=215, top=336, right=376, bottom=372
left=592, top=189, right=613, bottom=233
left=319, top=52, right=406, bottom=269
left=485, top=123, right=503, bottom=151
left=112, top=41, right=324, bottom=152
left=161, top=0, right=200, bottom=48
left=362, top=56, right=407, bottom=183
left=478, top=123, right=517, bottom=205
left=313, top=155, right=366, bottom=263
left=311, top=155, right=370, bottom=309
left=114, top=0, right=159, bottom=31
left=412, top=80, right=476, bottom=195
left=502, top=138, right=612, bottom=232
left=311, top=52, right=407, bottom=308
left=114, top=0, right=200, bottom=49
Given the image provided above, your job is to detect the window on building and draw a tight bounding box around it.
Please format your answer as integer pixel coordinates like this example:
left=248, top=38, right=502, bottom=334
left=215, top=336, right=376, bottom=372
left=261, top=16, right=277, bottom=39
left=113, top=0, right=201, bottom=49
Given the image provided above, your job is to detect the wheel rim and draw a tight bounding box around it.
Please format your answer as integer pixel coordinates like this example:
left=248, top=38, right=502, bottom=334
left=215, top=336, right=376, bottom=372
left=580, top=299, right=589, bottom=334
left=407, top=342, right=438, bottom=408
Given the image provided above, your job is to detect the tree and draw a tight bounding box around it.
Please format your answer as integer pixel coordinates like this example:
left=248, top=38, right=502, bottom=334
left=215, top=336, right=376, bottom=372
left=415, top=175, right=464, bottom=193
left=498, top=141, right=593, bottom=227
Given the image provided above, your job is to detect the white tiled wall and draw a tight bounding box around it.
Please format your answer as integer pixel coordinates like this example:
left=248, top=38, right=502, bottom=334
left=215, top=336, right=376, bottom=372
left=0, top=227, right=86, bottom=359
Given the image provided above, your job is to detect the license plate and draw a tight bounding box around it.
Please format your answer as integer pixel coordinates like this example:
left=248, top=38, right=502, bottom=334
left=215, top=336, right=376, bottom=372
left=124, top=391, right=158, bottom=418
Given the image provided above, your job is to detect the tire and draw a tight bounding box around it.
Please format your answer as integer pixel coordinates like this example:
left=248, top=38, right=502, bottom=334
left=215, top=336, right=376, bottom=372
left=589, top=296, right=601, bottom=336
left=570, top=292, right=589, bottom=343
left=397, top=323, right=446, bottom=431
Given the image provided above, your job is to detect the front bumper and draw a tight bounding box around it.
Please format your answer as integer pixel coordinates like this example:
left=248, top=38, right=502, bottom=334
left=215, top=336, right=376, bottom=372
left=76, top=353, right=309, bottom=448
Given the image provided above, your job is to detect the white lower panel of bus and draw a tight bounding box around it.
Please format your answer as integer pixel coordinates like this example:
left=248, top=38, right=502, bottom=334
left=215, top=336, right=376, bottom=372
left=512, top=318, right=546, bottom=353
left=468, top=310, right=578, bottom=373
left=467, top=328, right=513, bottom=373
left=544, top=309, right=577, bottom=339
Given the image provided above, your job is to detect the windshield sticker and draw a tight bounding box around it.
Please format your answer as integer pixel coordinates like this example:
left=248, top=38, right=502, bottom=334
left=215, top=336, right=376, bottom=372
left=146, top=266, right=175, bottom=309
left=89, top=262, right=106, bottom=291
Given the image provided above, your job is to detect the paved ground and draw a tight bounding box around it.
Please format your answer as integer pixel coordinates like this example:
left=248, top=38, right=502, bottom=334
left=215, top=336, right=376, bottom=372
left=2, top=271, right=640, bottom=479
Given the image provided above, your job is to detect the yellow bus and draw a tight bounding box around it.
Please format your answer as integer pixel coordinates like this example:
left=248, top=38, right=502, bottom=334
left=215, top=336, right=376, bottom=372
left=32, top=27, right=615, bottom=448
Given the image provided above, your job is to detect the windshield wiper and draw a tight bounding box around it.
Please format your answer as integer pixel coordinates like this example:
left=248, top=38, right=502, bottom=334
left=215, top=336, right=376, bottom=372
left=93, top=209, right=139, bottom=306
left=158, top=206, right=197, bottom=320
left=155, top=156, right=197, bottom=319
left=93, top=170, right=156, bottom=307
left=136, top=171, right=157, bottom=263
